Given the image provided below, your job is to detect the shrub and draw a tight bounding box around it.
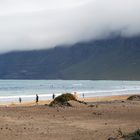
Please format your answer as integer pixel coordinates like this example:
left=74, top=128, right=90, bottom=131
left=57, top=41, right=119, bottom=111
left=123, top=129, right=140, bottom=140
left=127, top=95, right=140, bottom=101
left=49, top=93, right=77, bottom=107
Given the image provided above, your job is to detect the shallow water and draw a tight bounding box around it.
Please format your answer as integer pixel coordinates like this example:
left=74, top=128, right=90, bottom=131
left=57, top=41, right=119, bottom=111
left=0, top=80, right=140, bottom=103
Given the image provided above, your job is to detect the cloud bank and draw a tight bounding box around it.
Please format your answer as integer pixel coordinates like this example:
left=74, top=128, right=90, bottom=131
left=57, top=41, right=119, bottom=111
left=0, top=0, right=140, bottom=52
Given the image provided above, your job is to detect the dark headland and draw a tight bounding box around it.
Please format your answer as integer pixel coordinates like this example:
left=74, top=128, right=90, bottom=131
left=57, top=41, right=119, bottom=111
left=0, top=36, right=140, bottom=80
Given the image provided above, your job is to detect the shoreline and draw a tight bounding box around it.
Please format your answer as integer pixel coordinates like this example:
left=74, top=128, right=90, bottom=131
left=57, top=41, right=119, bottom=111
left=0, top=94, right=132, bottom=107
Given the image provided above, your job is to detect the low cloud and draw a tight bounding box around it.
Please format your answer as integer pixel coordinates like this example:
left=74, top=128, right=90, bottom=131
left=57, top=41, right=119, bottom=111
left=0, top=0, right=140, bottom=52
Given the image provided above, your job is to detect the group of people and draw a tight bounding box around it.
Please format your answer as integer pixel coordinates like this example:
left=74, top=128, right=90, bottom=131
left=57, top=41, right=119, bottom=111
left=18, top=93, right=56, bottom=104
left=18, top=93, right=85, bottom=104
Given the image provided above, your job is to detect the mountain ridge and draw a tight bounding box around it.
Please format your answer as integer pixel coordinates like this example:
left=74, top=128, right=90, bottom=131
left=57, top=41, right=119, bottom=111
left=0, top=36, right=140, bottom=80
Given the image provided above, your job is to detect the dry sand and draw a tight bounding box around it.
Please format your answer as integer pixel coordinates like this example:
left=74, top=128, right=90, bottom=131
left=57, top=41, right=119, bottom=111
left=0, top=95, right=139, bottom=140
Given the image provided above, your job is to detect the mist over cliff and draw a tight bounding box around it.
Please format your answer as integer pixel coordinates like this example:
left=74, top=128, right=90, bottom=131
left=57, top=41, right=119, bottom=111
left=0, top=0, right=140, bottom=52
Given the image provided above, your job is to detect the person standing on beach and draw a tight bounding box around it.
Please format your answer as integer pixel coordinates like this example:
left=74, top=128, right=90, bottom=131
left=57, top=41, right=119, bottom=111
left=74, top=92, right=78, bottom=99
left=19, top=97, right=22, bottom=103
left=52, top=93, right=55, bottom=100
left=36, top=94, right=39, bottom=104
left=82, top=93, right=85, bottom=100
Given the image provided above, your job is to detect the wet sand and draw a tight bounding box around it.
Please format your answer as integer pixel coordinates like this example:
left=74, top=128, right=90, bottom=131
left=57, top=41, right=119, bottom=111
left=0, top=95, right=139, bottom=140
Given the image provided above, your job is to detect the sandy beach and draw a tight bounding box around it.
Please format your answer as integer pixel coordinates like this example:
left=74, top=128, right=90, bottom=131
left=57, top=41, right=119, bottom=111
left=0, top=95, right=139, bottom=140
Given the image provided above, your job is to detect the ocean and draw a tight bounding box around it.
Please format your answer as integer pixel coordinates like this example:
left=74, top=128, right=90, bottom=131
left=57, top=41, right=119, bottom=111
left=0, top=80, right=140, bottom=103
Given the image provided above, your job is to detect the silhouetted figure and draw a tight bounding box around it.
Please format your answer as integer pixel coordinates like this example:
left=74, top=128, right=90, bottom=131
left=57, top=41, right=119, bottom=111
left=52, top=93, right=55, bottom=100
left=19, top=97, right=22, bottom=103
left=82, top=93, right=85, bottom=99
left=74, top=92, right=77, bottom=99
left=36, top=94, right=39, bottom=104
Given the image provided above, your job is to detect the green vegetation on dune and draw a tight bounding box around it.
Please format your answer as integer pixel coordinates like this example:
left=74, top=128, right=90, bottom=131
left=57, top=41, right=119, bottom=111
left=49, top=93, right=77, bottom=107
left=123, top=129, right=140, bottom=140
left=127, top=95, right=140, bottom=101
left=108, top=129, right=140, bottom=140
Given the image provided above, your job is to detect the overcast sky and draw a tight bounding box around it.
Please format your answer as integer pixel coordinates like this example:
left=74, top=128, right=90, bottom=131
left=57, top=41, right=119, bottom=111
left=0, top=0, right=140, bottom=52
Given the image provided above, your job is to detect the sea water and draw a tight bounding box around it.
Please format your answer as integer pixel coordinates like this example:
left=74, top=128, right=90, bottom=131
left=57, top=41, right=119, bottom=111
left=0, top=80, right=140, bottom=103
